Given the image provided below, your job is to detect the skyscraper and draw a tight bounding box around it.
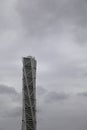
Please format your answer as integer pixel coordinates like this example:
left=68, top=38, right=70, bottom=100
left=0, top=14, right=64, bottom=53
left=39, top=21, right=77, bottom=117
left=22, top=56, right=37, bottom=130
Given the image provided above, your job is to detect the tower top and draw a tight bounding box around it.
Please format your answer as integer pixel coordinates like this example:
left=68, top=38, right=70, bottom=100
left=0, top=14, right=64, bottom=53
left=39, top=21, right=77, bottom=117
left=23, top=56, right=36, bottom=60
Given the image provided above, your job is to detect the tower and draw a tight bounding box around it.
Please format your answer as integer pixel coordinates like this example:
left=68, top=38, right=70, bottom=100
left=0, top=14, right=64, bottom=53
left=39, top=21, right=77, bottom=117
left=22, top=56, right=37, bottom=130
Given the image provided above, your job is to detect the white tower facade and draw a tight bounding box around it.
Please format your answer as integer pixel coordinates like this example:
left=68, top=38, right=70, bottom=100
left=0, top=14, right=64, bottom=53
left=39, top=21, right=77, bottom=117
left=22, top=56, right=37, bottom=130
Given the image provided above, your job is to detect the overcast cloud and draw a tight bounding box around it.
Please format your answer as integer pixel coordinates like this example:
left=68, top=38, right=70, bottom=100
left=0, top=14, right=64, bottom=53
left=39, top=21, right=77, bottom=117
left=0, top=0, right=87, bottom=130
left=0, top=84, right=21, bottom=130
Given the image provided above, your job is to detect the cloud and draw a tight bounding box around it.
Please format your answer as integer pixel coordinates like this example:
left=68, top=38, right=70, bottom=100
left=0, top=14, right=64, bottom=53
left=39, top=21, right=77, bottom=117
left=0, top=84, right=21, bottom=130
left=37, top=86, right=47, bottom=96
left=17, top=0, right=66, bottom=37
left=0, top=84, right=18, bottom=95
left=38, top=90, right=87, bottom=130
left=17, top=0, right=87, bottom=41
left=0, top=0, right=20, bottom=31
left=45, top=91, right=70, bottom=103
left=0, top=84, right=22, bottom=102
left=0, top=84, right=21, bottom=118
left=3, top=106, right=22, bottom=118
left=77, top=92, right=87, bottom=97
left=0, top=0, right=87, bottom=130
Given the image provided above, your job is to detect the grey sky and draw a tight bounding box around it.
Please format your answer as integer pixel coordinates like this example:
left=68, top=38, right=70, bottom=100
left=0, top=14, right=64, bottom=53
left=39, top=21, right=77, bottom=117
left=0, top=0, right=87, bottom=130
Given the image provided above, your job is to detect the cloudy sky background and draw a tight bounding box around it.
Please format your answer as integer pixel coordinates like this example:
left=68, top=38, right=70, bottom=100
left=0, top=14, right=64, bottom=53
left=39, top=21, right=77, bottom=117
left=0, top=0, right=87, bottom=130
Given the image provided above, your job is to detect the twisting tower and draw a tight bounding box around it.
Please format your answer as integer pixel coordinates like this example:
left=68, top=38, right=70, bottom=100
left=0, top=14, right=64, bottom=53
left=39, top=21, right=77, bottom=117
left=22, top=56, right=37, bottom=130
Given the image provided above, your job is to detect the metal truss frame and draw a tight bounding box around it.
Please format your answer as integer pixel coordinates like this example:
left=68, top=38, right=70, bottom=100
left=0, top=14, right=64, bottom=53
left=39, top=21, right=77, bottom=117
left=22, top=57, right=36, bottom=130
